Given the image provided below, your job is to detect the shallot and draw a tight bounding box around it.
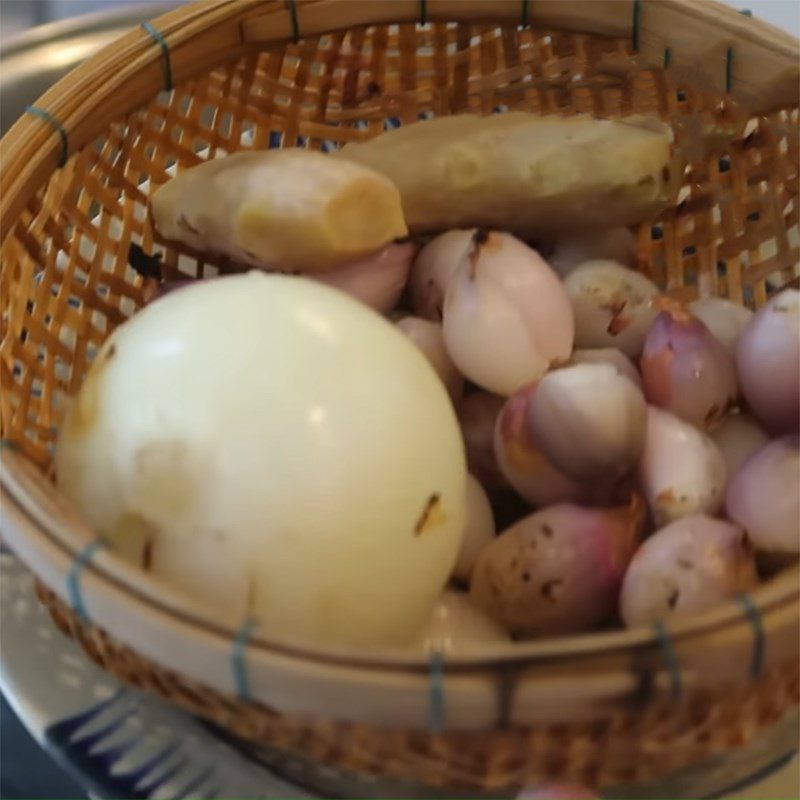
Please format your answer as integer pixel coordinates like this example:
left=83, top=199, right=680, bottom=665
left=494, top=384, right=587, bottom=508
left=414, top=590, right=509, bottom=654
left=458, top=391, right=507, bottom=490
left=396, top=316, right=463, bottom=402
left=470, top=496, right=645, bottom=636
left=568, top=347, right=642, bottom=388
left=564, top=260, right=659, bottom=357
left=725, top=436, right=800, bottom=554
left=619, top=515, right=757, bottom=626
left=409, top=229, right=474, bottom=319
left=528, top=363, right=647, bottom=482
left=452, top=475, right=496, bottom=583
left=710, top=413, right=769, bottom=477
left=640, top=305, right=738, bottom=429
left=442, top=230, right=574, bottom=396
left=689, top=297, right=753, bottom=353
left=638, top=406, right=727, bottom=525
left=735, top=289, right=800, bottom=434
left=315, top=240, right=415, bottom=313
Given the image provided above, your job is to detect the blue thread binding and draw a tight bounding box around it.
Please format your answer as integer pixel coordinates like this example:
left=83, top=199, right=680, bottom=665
left=631, top=0, right=641, bottom=52
left=428, top=650, right=445, bottom=732
left=654, top=620, right=682, bottom=702
left=737, top=594, right=765, bottom=678
left=232, top=616, right=256, bottom=700
left=67, top=539, right=105, bottom=623
left=140, top=22, right=173, bottom=92
left=285, top=0, right=300, bottom=43
left=25, top=106, right=68, bottom=167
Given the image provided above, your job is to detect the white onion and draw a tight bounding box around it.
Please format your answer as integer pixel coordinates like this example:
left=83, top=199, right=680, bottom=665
left=314, top=240, right=415, bottom=313
left=56, top=273, right=467, bottom=647
left=396, top=316, right=464, bottom=402
left=568, top=347, right=642, bottom=388
left=725, top=436, right=800, bottom=554
left=548, top=227, right=637, bottom=277
left=442, top=230, right=574, bottom=396
left=452, top=475, right=496, bottom=583
left=564, top=260, right=659, bottom=357
left=470, top=496, right=645, bottom=636
left=638, top=406, right=727, bottom=526
left=494, top=384, right=587, bottom=507
left=640, top=306, right=738, bottom=429
left=528, top=363, right=647, bottom=482
left=735, top=289, right=800, bottom=434
left=413, top=590, right=509, bottom=654
left=689, top=297, right=753, bottom=353
left=620, top=515, right=757, bottom=627
left=710, top=413, right=769, bottom=477
left=409, top=229, right=474, bottom=320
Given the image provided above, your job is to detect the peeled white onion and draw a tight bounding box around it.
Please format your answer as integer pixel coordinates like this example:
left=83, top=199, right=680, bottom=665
left=56, top=273, right=467, bottom=647
left=689, top=297, right=753, bottom=353
left=494, top=383, right=588, bottom=508
left=413, top=590, right=509, bottom=654
left=529, top=363, right=647, bottom=482
left=711, top=413, right=769, bottom=477
left=470, top=496, right=645, bottom=636
left=735, top=289, right=800, bottom=434
left=409, top=229, right=474, bottom=320
left=638, top=406, right=727, bottom=526
left=725, top=436, right=800, bottom=554
left=620, top=515, right=757, bottom=627
left=452, top=475, right=495, bottom=583
left=457, top=391, right=507, bottom=490
left=564, top=260, right=659, bottom=357
left=641, top=306, right=738, bottom=429
left=548, top=227, right=637, bottom=277
left=442, top=230, right=574, bottom=396
left=568, top=347, right=642, bottom=388
left=314, top=240, right=415, bottom=313
left=396, top=316, right=464, bottom=402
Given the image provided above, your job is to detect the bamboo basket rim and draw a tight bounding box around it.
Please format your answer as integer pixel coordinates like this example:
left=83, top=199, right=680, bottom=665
left=3, top=448, right=798, bottom=672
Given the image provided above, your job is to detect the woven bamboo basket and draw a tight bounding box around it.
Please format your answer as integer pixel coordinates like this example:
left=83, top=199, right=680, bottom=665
left=1, top=1, right=799, bottom=796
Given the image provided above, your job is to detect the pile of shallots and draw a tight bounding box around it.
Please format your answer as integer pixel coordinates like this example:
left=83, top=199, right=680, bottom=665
left=386, top=227, right=798, bottom=642
left=143, top=227, right=799, bottom=646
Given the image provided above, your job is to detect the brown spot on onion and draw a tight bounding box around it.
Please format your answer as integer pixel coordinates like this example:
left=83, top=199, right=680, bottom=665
left=414, top=492, right=445, bottom=535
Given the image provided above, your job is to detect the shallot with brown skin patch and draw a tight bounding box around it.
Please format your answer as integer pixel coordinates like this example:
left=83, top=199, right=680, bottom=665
left=640, top=304, right=738, bottom=430
left=470, top=496, right=646, bottom=636
left=619, top=515, right=757, bottom=626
